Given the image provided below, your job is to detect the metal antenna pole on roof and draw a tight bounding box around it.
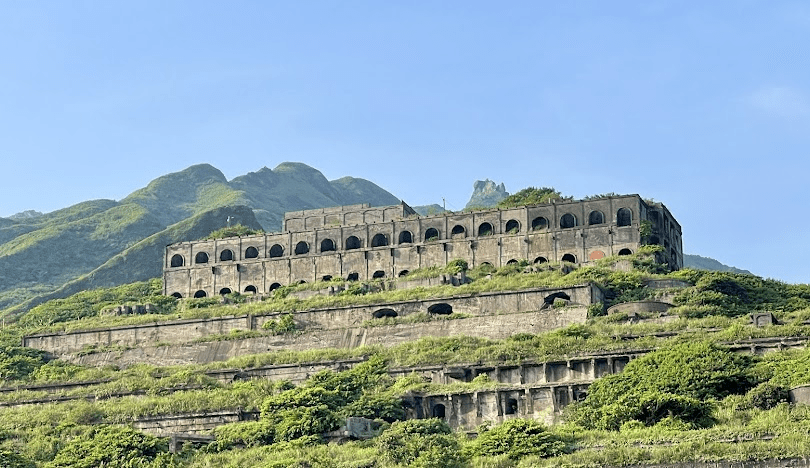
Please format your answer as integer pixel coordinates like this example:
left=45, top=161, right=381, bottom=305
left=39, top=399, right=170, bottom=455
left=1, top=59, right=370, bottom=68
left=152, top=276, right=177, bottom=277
left=443, top=198, right=446, bottom=212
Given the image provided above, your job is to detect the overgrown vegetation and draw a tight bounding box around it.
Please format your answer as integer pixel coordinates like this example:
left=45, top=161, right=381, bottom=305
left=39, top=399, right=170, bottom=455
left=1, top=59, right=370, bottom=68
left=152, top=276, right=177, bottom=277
left=496, top=187, right=568, bottom=208
left=203, top=224, right=264, bottom=240
left=3, top=249, right=810, bottom=466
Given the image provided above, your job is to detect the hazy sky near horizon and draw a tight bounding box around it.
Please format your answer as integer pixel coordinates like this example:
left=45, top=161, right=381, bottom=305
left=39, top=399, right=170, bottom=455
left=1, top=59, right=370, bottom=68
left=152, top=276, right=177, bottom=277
left=1, top=2, right=808, bottom=283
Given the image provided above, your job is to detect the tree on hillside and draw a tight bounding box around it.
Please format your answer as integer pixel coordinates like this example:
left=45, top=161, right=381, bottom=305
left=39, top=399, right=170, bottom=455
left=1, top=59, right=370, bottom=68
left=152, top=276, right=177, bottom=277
left=496, top=187, right=567, bottom=208
left=204, top=224, right=264, bottom=239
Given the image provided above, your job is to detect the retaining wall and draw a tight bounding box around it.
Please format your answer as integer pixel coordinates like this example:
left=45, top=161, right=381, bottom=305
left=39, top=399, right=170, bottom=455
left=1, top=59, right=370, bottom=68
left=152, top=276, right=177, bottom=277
left=24, top=284, right=600, bottom=358
left=69, top=306, right=589, bottom=367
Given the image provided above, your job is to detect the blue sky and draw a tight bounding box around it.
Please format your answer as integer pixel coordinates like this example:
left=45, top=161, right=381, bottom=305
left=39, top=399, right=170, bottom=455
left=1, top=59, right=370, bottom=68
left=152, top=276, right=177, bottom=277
left=1, top=2, right=808, bottom=283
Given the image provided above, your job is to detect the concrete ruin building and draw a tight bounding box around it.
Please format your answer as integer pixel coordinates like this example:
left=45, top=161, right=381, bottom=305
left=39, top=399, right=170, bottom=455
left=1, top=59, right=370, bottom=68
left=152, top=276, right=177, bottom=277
left=163, top=195, right=682, bottom=298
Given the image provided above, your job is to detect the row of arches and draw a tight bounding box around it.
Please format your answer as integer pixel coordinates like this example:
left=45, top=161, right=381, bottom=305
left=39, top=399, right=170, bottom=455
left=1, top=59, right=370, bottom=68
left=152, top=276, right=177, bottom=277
left=171, top=244, right=635, bottom=270
left=556, top=208, right=632, bottom=230
left=168, top=209, right=634, bottom=267
left=171, top=249, right=637, bottom=298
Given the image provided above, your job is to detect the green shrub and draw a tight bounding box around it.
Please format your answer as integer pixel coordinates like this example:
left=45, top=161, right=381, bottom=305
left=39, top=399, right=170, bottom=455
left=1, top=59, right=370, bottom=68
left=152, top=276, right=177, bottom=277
left=341, top=391, right=405, bottom=422
left=376, top=419, right=464, bottom=468
left=210, top=421, right=275, bottom=451
left=0, top=450, right=34, bottom=468
left=587, top=302, right=605, bottom=317
left=261, top=314, right=297, bottom=334
left=46, top=425, right=167, bottom=468
left=466, top=418, right=566, bottom=459
left=568, top=342, right=751, bottom=430
left=446, top=259, right=469, bottom=274
left=745, top=381, right=789, bottom=410
left=496, top=187, right=566, bottom=208
left=204, top=224, right=263, bottom=239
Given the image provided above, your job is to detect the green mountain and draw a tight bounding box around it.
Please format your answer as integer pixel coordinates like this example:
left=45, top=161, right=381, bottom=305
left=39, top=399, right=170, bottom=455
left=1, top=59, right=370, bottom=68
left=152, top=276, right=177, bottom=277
left=0, top=163, right=399, bottom=317
left=683, top=254, right=752, bottom=275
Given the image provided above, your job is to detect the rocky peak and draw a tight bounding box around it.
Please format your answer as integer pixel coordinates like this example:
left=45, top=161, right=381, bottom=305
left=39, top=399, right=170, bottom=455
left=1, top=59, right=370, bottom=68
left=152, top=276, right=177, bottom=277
left=465, top=179, right=509, bottom=209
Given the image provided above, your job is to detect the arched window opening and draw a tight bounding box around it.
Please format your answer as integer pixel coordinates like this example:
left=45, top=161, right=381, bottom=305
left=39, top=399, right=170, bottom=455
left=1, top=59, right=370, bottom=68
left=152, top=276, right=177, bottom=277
left=219, top=288, right=232, bottom=295
left=269, top=283, right=282, bottom=292
left=321, top=275, right=333, bottom=282
left=372, top=270, right=385, bottom=279
left=398, top=270, right=409, bottom=277
left=617, top=208, right=632, bottom=227
left=295, top=241, right=309, bottom=255
left=296, top=280, right=307, bottom=285
left=451, top=225, right=466, bottom=237
left=320, top=238, right=336, bottom=252
left=193, top=290, right=207, bottom=298
left=533, top=256, right=548, bottom=264
left=478, top=222, right=494, bottom=236
left=424, top=228, right=439, bottom=242
left=171, top=292, right=183, bottom=299
left=671, top=248, right=677, bottom=260
left=560, top=214, right=577, bottom=229
left=371, top=233, right=388, bottom=247
left=531, top=217, right=548, bottom=230
left=507, top=259, right=518, bottom=265
left=561, top=253, right=576, bottom=263
left=432, top=404, right=446, bottom=419
left=398, top=231, right=413, bottom=244
left=195, top=252, right=209, bottom=264
left=245, top=246, right=259, bottom=259
left=544, top=291, right=571, bottom=306
left=220, top=249, right=234, bottom=261
left=373, top=308, right=398, bottom=319
left=481, top=262, right=493, bottom=266
left=505, top=219, right=520, bottom=234
left=588, top=211, right=604, bottom=225
left=269, top=244, right=284, bottom=258
left=346, top=236, right=362, bottom=250
left=170, top=254, right=184, bottom=267
left=244, top=285, right=257, bottom=294
left=506, top=398, right=518, bottom=415
left=618, top=248, right=633, bottom=256
left=428, top=303, right=453, bottom=315
left=347, top=272, right=359, bottom=282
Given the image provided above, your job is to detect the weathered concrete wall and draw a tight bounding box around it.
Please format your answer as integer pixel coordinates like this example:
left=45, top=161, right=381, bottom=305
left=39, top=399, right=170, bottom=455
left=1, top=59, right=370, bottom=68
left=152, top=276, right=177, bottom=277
left=132, top=410, right=256, bottom=437
left=68, top=307, right=589, bottom=367
left=403, top=383, right=590, bottom=428
left=24, top=285, right=600, bottom=356
left=607, top=301, right=674, bottom=315
left=164, top=195, right=684, bottom=298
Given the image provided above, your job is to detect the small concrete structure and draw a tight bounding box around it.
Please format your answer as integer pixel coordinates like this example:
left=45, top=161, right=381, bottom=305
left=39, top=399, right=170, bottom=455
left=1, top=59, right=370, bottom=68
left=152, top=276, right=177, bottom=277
left=789, top=384, right=810, bottom=405
left=751, top=312, right=778, bottom=327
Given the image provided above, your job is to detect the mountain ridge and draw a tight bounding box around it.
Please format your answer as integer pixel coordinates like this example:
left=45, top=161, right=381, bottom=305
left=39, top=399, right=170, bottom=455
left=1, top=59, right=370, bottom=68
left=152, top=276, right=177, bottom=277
left=0, top=162, right=400, bottom=317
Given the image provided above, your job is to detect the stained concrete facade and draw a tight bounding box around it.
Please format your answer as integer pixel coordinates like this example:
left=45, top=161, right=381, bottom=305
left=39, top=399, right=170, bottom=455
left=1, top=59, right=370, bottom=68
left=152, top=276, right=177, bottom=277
left=24, top=284, right=599, bottom=358
left=163, top=195, right=683, bottom=299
